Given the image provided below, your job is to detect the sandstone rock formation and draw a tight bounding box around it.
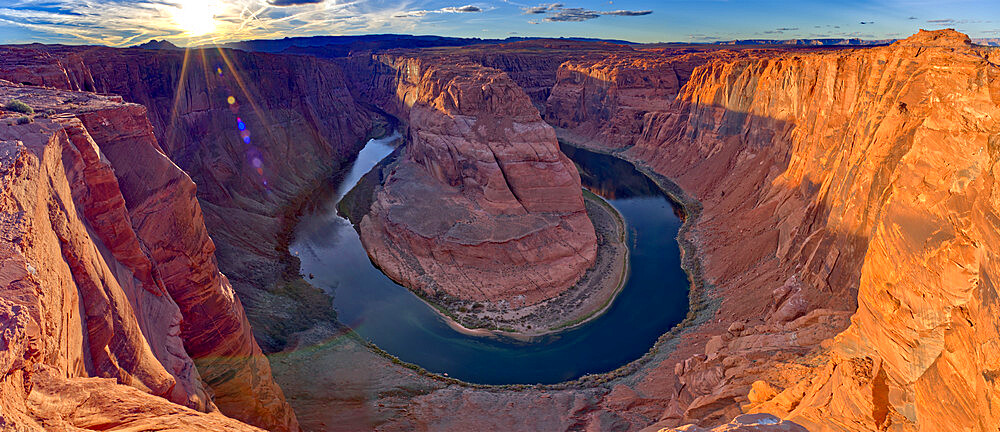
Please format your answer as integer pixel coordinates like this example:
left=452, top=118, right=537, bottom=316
left=23, top=366, right=266, bottom=431
left=0, top=44, right=379, bottom=352
left=331, top=29, right=1000, bottom=432
left=0, top=82, right=295, bottom=431
left=458, top=39, right=635, bottom=112
left=692, top=29, right=1000, bottom=432
left=545, top=49, right=729, bottom=150
left=4, top=28, right=999, bottom=432
left=599, top=28, right=1000, bottom=431
left=346, top=53, right=597, bottom=305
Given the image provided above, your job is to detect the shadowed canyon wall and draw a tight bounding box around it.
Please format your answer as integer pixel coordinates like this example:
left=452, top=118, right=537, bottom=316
left=1, top=44, right=381, bottom=352
left=0, top=82, right=280, bottom=431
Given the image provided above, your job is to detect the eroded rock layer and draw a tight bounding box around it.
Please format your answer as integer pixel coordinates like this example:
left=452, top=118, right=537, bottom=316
left=545, top=49, right=731, bottom=150
left=619, top=29, right=1000, bottom=431
left=0, top=44, right=378, bottom=352
left=0, top=82, right=294, bottom=431
left=346, top=54, right=597, bottom=305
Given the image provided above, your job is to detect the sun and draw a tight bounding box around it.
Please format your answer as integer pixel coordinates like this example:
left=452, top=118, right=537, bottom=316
left=171, top=0, right=219, bottom=36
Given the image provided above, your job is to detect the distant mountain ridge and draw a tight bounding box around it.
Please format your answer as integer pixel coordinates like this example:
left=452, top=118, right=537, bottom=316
left=714, top=38, right=895, bottom=46
left=133, top=39, right=182, bottom=50
left=190, top=34, right=636, bottom=57
left=132, top=34, right=1000, bottom=54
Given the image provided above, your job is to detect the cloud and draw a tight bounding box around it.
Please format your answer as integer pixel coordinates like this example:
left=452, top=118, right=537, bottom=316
left=394, top=5, right=484, bottom=18
left=442, top=5, right=482, bottom=13
left=524, top=3, right=652, bottom=22
left=0, top=0, right=453, bottom=47
left=523, top=3, right=562, bottom=14
left=545, top=8, right=600, bottom=22
left=926, top=18, right=990, bottom=24
left=602, top=10, right=652, bottom=17
left=267, top=0, right=322, bottom=6
left=761, top=27, right=798, bottom=34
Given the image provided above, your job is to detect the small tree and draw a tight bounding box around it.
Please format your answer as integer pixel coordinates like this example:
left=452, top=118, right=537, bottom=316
left=5, top=100, right=34, bottom=115
left=16, top=116, right=32, bottom=125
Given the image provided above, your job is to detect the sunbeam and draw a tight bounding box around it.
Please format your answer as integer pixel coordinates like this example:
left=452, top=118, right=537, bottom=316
left=171, top=0, right=220, bottom=36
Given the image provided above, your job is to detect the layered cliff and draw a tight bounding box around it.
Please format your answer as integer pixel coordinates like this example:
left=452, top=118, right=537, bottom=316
left=0, top=44, right=380, bottom=352
left=545, top=49, right=731, bottom=150
left=344, top=53, right=597, bottom=305
left=614, top=29, right=1000, bottom=431
left=456, top=40, right=636, bottom=113
left=0, top=82, right=295, bottom=431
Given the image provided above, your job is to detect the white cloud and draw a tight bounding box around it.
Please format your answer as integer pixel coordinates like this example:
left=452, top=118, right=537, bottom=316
left=0, top=0, right=459, bottom=46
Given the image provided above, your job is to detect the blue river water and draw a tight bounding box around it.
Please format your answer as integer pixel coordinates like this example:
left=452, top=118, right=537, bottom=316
left=290, top=135, right=690, bottom=384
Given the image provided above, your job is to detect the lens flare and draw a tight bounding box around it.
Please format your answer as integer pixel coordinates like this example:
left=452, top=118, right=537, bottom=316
left=171, top=0, right=218, bottom=36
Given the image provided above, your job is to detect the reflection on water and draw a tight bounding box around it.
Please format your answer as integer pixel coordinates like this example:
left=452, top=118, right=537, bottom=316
left=290, top=137, right=690, bottom=384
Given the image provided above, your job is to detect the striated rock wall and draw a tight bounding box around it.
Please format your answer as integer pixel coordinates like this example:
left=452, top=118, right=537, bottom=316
left=620, top=29, right=1000, bottom=431
left=16, top=46, right=373, bottom=251
left=342, top=53, right=597, bottom=305
left=546, top=49, right=729, bottom=150
left=457, top=40, right=636, bottom=113
left=0, top=83, right=296, bottom=431
left=0, top=44, right=380, bottom=351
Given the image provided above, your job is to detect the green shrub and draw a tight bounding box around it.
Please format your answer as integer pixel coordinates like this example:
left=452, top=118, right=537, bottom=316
left=5, top=100, right=34, bottom=115
left=16, top=116, right=31, bottom=125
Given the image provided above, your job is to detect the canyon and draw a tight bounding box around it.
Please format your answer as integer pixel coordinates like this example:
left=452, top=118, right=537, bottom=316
left=0, top=28, right=998, bottom=432
left=344, top=53, right=598, bottom=309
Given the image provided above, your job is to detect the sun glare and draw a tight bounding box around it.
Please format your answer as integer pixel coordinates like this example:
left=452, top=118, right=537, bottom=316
left=171, top=0, right=219, bottom=36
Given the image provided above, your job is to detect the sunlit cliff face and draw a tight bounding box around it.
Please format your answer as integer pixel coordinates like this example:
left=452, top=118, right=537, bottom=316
left=170, top=0, right=220, bottom=36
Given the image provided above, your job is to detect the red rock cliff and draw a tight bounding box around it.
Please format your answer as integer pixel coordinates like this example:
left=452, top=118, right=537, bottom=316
left=0, top=82, right=275, bottom=430
left=2, top=42, right=385, bottom=352
left=546, top=49, right=728, bottom=150
left=1, top=43, right=378, bottom=430
left=617, top=29, right=1000, bottom=431
left=346, top=53, right=597, bottom=306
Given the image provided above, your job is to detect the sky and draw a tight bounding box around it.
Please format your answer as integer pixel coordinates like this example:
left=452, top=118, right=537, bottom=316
left=0, top=0, right=998, bottom=47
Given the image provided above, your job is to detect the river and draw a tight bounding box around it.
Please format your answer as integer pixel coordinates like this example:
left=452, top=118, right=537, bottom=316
left=290, top=135, right=690, bottom=384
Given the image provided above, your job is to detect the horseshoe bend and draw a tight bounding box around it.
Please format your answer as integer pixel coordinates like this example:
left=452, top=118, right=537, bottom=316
left=2, top=20, right=1000, bottom=432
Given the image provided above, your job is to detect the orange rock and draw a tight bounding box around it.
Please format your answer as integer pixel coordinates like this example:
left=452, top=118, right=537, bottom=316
left=0, top=82, right=295, bottom=431
left=351, top=54, right=597, bottom=305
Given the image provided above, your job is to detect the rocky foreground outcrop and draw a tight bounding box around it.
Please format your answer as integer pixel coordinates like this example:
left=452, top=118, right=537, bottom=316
left=343, top=53, right=597, bottom=306
left=0, top=82, right=295, bottom=431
